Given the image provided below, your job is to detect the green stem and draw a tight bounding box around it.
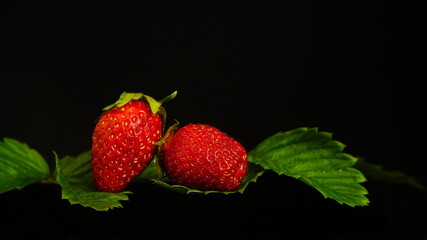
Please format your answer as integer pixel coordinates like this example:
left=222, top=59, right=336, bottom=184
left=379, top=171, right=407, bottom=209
left=159, top=91, right=178, bottom=104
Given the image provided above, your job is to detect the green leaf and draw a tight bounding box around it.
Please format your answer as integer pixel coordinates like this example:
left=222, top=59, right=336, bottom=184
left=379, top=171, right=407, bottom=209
left=51, top=150, right=94, bottom=190
left=354, top=157, right=425, bottom=190
left=55, top=152, right=131, bottom=211
left=0, top=138, right=50, bottom=193
left=248, top=128, right=369, bottom=207
left=150, top=162, right=265, bottom=194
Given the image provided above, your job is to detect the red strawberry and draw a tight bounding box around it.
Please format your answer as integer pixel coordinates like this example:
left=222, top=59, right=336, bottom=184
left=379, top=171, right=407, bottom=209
left=92, top=92, right=170, bottom=192
left=161, top=124, right=248, bottom=191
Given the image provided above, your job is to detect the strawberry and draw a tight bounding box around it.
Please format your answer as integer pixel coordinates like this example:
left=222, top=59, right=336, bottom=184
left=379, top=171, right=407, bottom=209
left=92, top=92, right=176, bottom=192
left=161, top=124, right=248, bottom=191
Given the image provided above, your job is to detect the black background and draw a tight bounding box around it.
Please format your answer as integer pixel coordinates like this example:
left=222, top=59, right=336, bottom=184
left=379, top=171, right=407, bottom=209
left=1, top=1, right=426, bottom=239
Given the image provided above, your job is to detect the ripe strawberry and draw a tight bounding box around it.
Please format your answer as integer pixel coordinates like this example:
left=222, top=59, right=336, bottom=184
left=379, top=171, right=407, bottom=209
left=162, top=124, right=248, bottom=191
left=92, top=92, right=166, bottom=192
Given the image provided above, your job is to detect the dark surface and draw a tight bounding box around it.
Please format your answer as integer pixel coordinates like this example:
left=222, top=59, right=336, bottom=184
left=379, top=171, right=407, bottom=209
left=1, top=2, right=426, bottom=239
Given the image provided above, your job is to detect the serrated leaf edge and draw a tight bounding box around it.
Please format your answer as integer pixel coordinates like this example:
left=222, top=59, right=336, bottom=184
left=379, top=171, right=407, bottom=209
left=248, top=128, right=370, bottom=207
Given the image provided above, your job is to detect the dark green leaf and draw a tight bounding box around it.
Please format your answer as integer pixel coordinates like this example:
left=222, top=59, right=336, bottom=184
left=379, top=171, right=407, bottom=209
left=55, top=152, right=131, bottom=211
left=0, top=138, right=50, bottom=193
left=52, top=150, right=93, bottom=190
left=354, top=157, right=425, bottom=190
left=249, top=128, right=369, bottom=207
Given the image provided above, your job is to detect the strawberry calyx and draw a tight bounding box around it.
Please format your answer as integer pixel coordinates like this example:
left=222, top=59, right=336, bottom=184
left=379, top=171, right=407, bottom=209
left=158, top=121, right=180, bottom=150
left=102, top=92, right=143, bottom=111
left=154, top=121, right=179, bottom=179
left=102, top=91, right=177, bottom=115
left=101, top=91, right=177, bottom=134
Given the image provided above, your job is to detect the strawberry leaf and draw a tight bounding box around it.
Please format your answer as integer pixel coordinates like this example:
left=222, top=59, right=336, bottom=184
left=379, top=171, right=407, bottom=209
left=0, top=138, right=50, bottom=193
left=354, top=157, right=425, bottom=190
left=51, top=150, right=94, bottom=190
left=248, top=128, right=369, bottom=207
left=150, top=162, right=265, bottom=194
left=55, top=152, right=131, bottom=211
